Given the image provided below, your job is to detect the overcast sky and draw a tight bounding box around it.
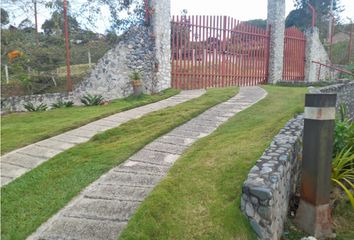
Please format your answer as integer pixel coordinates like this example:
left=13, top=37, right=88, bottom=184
left=171, top=0, right=354, bottom=22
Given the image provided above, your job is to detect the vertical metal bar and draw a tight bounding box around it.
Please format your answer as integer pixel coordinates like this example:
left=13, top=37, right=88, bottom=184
left=348, top=22, right=353, bottom=63
left=265, top=25, right=271, bottom=84
left=206, top=16, right=212, bottom=87
left=211, top=16, right=216, bottom=88
left=178, top=15, right=183, bottom=89
left=255, top=26, right=261, bottom=84
left=245, top=23, right=251, bottom=86
left=187, top=15, right=192, bottom=89
left=63, top=0, right=72, bottom=92
left=195, top=15, right=199, bottom=89
left=198, top=15, right=202, bottom=89
left=202, top=15, right=206, bottom=89
left=185, top=16, right=190, bottom=89
left=171, top=16, right=175, bottom=88
left=231, top=18, right=236, bottom=86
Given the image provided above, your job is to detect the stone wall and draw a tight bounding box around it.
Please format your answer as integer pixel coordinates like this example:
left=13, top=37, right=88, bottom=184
left=304, top=28, right=331, bottom=82
left=1, top=0, right=172, bottom=112
left=1, top=92, right=75, bottom=112
left=241, top=115, right=304, bottom=240
left=73, top=25, right=156, bottom=100
left=240, top=81, right=354, bottom=239
left=267, top=0, right=285, bottom=84
left=150, top=0, right=172, bottom=92
left=319, top=81, right=354, bottom=120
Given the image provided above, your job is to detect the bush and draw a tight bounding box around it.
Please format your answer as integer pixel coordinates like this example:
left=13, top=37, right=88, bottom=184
left=334, top=104, right=354, bottom=156
left=80, top=94, right=104, bottom=106
left=51, top=100, right=74, bottom=109
left=23, top=102, right=48, bottom=112
left=332, top=147, right=354, bottom=209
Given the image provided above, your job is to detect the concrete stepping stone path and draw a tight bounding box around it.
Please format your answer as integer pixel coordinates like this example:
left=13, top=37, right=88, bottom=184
left=27, top=86, right=267, bottom=240
left=0, top=90, right=205, bottom=187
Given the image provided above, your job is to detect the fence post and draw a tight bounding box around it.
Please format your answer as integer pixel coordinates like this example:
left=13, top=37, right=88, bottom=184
left=267, top=0, right=285, bottom=84
left=295, top=93, right=336, bottom=238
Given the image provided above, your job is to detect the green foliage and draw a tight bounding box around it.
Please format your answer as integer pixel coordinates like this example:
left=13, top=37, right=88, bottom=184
left=286, top=0, right=342, bottom=39
left=244, top=19, right=267, bottom=29
left=51, top=100, right=74, bottom=109
left=334, top=119, right=354, bottom=155
left=129, top=70, right=141, bottom=81
left=23, top=102, right=48, bottom=112
left=331, top=147, right=354, bottom=209
left=1, top=8, right=9, bottom=25
left=334, top=104, right=354, bottom=156
left=80, top=94, right=104, bottom=106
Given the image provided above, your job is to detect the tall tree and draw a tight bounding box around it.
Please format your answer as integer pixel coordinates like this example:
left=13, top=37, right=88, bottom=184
left=286, top=0, right=343, bottom=39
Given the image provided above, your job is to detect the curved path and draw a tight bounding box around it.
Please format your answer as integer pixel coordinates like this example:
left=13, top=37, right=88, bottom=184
left=27, top=86, right=267, bottom=240
left=0, top=90, right=205, bottom=187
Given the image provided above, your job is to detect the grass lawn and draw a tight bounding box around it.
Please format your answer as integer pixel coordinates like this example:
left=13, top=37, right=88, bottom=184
left=1, top=89, right=179, bottom=154
left=1, top=87, right=238, bottom=240
left=119, top=85, right=307, bottom=240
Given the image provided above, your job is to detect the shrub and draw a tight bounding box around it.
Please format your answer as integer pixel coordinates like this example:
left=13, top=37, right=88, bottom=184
left=334, top=104, right=354, bottom=156
left=129, top=70, right=141, bottom=81
left=51, top=100, right=74, bottom=109
left=23, top=102, right=48, bottom=112
left=332, top=147, right=354, bottom=209
left=80, top=94, right=104, bottom=106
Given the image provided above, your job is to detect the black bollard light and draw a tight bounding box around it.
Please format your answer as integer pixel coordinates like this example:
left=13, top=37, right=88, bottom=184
left=295, top=93, right=337, bottom=239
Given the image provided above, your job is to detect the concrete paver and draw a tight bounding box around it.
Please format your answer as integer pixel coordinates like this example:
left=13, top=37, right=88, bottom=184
left=1, top=90, right=204, bottom=187
left=27, top=87, right=267, bottom=240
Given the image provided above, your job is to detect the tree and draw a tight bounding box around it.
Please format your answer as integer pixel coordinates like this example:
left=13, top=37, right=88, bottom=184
left=1, top=8, right=9, bottom=25
left=77, top=0, right=145, bottom=33
left=286, top=0, right=343, bottom=39
left=244, top=19, right=267, bottom=29
left=42, top=12, right=80, bottom=35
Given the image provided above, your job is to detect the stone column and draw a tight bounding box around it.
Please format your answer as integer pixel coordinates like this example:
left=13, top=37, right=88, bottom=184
left=304, top=27, right=330, bottom=82
left=267, top=0, right=285, bottom=84
left=150, top=0, right=171, bottom=92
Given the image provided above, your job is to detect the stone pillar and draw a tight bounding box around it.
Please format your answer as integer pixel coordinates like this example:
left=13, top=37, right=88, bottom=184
left=267, top=0, right=285, bottom=84
left=304, top=27, right=331, bottom=82
left=150, top=0, right=171, bottom=92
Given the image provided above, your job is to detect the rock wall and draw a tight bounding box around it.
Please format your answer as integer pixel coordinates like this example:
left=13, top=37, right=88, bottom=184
left=241, top=115, right=304, bottom=240
left=1, top=92, right=75, bottom=112
left=150, top=0, right=172, bottom=92
left=74, top=25, right=156, bottom=100
left=304, top=28, right=331, bottom=82
left=267, top=0, right=285, bottom=84
left=1, top=0, right=172, bottom=112
left=241, top=81, right=354, bottom=239
left=319, top=81, right=354, bottom=120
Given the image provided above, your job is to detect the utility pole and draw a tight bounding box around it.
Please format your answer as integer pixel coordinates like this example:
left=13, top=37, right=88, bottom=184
left=328, top=0, right=334, bottom=43
left=63, top=0, right=72, bottom=92
left=348, top=18, right=353, bottom=63
left=33, top=0, right=39, bottom=46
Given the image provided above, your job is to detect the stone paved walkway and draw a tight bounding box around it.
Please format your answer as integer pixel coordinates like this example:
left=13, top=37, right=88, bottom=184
left=27, top=86, right=267, bottom=240
left=0, top=90, right=205, bottom=187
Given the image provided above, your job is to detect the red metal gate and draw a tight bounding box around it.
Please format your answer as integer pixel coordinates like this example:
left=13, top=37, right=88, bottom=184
left=282, top=27, right=306, bottom=81
left=171, top=15, right=270, bottom=89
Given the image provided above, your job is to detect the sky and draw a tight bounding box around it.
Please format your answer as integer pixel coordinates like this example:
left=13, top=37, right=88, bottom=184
left=5, top=0, right=354, bottom=34
left=171, top=0, right=354, bottom=23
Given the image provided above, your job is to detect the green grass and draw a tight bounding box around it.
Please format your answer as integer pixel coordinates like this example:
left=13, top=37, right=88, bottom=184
left=0, top=87, right=238, bottom=240
left=1, top=89, right=179, bottom=154
left=119, top=86, right=307, bottom=240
